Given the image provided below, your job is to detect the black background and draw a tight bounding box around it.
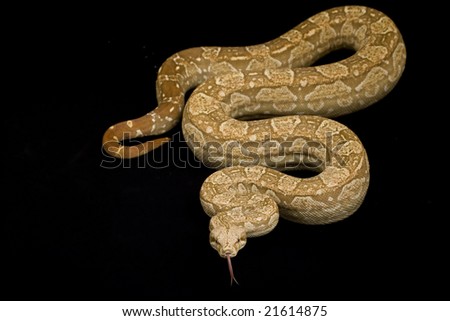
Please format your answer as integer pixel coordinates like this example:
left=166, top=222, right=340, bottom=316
left=4, top=0, right=447, bottom=300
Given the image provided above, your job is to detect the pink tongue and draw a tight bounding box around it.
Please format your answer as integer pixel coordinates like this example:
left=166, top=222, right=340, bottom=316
left=226, top=254, right=239, bottom=286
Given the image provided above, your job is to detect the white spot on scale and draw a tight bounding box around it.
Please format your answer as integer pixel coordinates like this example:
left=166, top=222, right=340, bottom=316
left=166, top=117, right=173, bottom=122
left=219, top=90, right=226, bottom=97
left=109, top=125, right=115, bottom=129
left=306, top=29, right=316, bottom=37
left=169, top=107, right=174, bottom=113
left=206, top=126, right=213, bottom=133
left=136, top=129, right=143, bottom=137
left=271, top=46, right=288, bottom=54
left=244, top=222, right=256, bottom=230
left=126, top=120, right=133, bottom=128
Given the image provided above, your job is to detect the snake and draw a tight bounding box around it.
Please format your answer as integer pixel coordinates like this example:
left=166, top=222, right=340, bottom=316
left=102, top=6, right=406, bottom=284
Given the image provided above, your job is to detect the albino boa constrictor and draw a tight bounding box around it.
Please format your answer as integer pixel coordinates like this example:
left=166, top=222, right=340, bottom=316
left=102, top=6, right=406, bottom=283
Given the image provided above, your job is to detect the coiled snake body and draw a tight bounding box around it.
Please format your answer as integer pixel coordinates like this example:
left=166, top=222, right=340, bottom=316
left=103, top=6, right=406, bottom=282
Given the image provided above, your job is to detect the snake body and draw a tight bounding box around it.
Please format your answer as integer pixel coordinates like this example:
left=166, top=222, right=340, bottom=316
left=102, top=6, right=406, bottom=265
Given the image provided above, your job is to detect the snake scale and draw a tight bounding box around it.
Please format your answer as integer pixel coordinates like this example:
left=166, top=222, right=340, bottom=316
left=102, top=6, right=406, bottom=283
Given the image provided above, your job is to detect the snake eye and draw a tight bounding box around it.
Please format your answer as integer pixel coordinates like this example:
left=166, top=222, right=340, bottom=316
left=209, top=234, right=219, bottom=250
left=239, top=234, right=247, bottom=245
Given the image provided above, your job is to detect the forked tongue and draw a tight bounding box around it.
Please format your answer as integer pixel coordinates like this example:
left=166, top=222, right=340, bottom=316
left=226, top=254, right=239, bottom=286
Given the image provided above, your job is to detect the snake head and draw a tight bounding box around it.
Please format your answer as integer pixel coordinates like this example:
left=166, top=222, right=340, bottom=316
left=209, top=217, right=247, bottom=258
